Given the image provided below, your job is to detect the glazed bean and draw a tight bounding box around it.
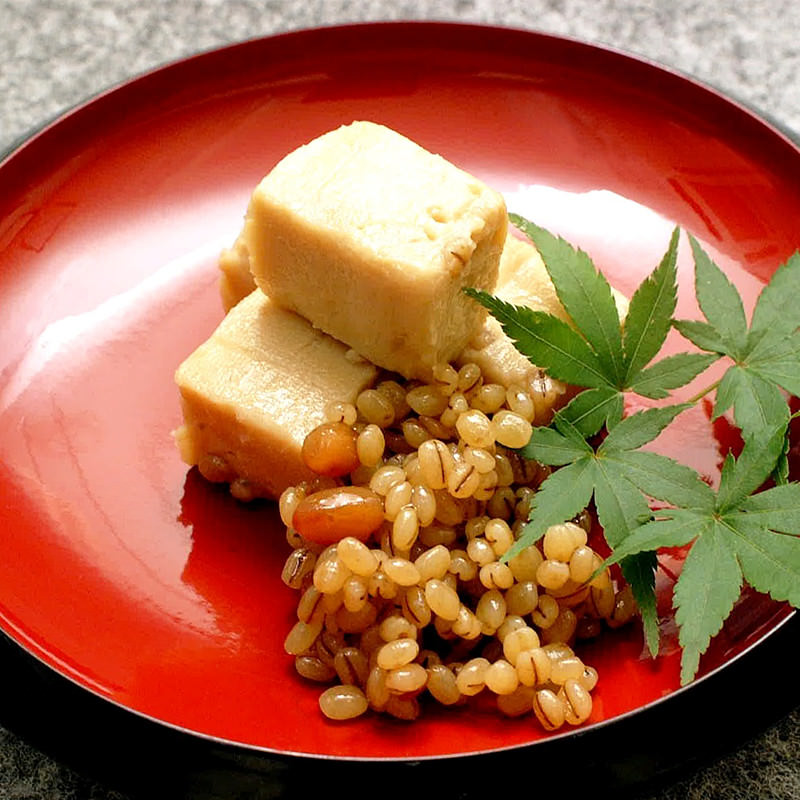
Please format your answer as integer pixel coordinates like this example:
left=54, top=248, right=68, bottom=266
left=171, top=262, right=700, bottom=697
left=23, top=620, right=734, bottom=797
left=293, top=486, right=384, bottom=544
left=302, top=421, right=360, bottom=477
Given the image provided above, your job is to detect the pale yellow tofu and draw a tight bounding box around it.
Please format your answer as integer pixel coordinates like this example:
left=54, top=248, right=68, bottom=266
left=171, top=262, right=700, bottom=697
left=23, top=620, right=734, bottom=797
left=243, top=121, right=508, bottom=381
left=459, top=233, right=629, bottom=387
left=174, top=290, right=377, bottom=500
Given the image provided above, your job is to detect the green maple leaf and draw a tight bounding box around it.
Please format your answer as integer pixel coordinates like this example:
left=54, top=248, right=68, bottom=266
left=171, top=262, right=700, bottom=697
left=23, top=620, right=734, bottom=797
left=604, top=425, right=800, bottom=684
left=674, top=238, right=800, bottom=447
left=467, top=218, right=717, bottom=440
left=513, top=403, right=709, bottom=656
left=465, top=220, right=800, bottom=678
left=465, top=220, right=716, bottom=658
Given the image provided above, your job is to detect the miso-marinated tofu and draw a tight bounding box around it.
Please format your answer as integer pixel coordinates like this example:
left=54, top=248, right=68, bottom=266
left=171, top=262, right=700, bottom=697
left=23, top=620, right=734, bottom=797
left=174, top=290, right=377, bottom=500
left=243, top=121, right=507, bottom=380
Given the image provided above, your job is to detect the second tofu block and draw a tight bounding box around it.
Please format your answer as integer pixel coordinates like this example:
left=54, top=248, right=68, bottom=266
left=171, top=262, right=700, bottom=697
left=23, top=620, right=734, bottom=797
left=174, top=290, right=378, bottom=500
left=244, top=121, right=508, bottom=380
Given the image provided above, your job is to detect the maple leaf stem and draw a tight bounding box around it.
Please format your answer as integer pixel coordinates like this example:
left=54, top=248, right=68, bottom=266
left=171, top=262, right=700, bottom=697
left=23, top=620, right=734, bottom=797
left=687, top=378, right=721, bottom=405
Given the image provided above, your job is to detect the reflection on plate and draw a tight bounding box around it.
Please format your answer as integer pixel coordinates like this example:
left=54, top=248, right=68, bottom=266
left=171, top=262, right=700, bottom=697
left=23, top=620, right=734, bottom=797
left=0, top=21, right=798, bottom=775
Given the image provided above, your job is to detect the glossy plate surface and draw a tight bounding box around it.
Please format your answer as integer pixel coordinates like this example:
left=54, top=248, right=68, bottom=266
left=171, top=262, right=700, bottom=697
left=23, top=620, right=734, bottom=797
left=0, top=22, right=798, bottom=763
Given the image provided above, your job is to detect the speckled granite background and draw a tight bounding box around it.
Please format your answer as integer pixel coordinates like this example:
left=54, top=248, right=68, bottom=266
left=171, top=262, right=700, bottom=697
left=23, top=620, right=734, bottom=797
left=1, top=1, right=799, bottom=798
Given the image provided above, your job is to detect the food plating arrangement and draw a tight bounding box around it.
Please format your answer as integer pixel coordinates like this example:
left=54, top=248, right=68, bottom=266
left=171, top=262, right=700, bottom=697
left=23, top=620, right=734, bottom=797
left=172, top=121, right=800, bottom=728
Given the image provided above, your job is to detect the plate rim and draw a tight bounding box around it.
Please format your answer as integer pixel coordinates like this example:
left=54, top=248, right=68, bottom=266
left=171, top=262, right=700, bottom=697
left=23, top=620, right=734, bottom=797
left=0, top=19, right=798, bottom=785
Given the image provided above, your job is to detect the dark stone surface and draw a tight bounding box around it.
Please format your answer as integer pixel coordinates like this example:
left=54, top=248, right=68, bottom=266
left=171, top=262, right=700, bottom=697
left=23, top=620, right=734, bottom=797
left=1, top=2, right=798, bottom=798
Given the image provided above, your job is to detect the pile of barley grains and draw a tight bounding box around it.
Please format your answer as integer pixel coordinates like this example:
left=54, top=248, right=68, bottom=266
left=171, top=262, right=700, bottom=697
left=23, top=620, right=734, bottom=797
left=278, top=362, right=638, bottom=728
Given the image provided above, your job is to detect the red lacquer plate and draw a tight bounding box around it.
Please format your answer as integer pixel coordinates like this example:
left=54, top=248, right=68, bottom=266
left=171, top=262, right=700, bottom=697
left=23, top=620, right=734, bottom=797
left=0, top=22, right=798, bottom=796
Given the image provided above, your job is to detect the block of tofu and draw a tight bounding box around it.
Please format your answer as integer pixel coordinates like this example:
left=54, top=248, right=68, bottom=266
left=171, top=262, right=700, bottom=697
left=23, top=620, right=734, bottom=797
left=243, top=121, right=508, bottom=380
left=174, top=290, right=378, bottom=500
left=459, top=233, right=629, bottom=387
